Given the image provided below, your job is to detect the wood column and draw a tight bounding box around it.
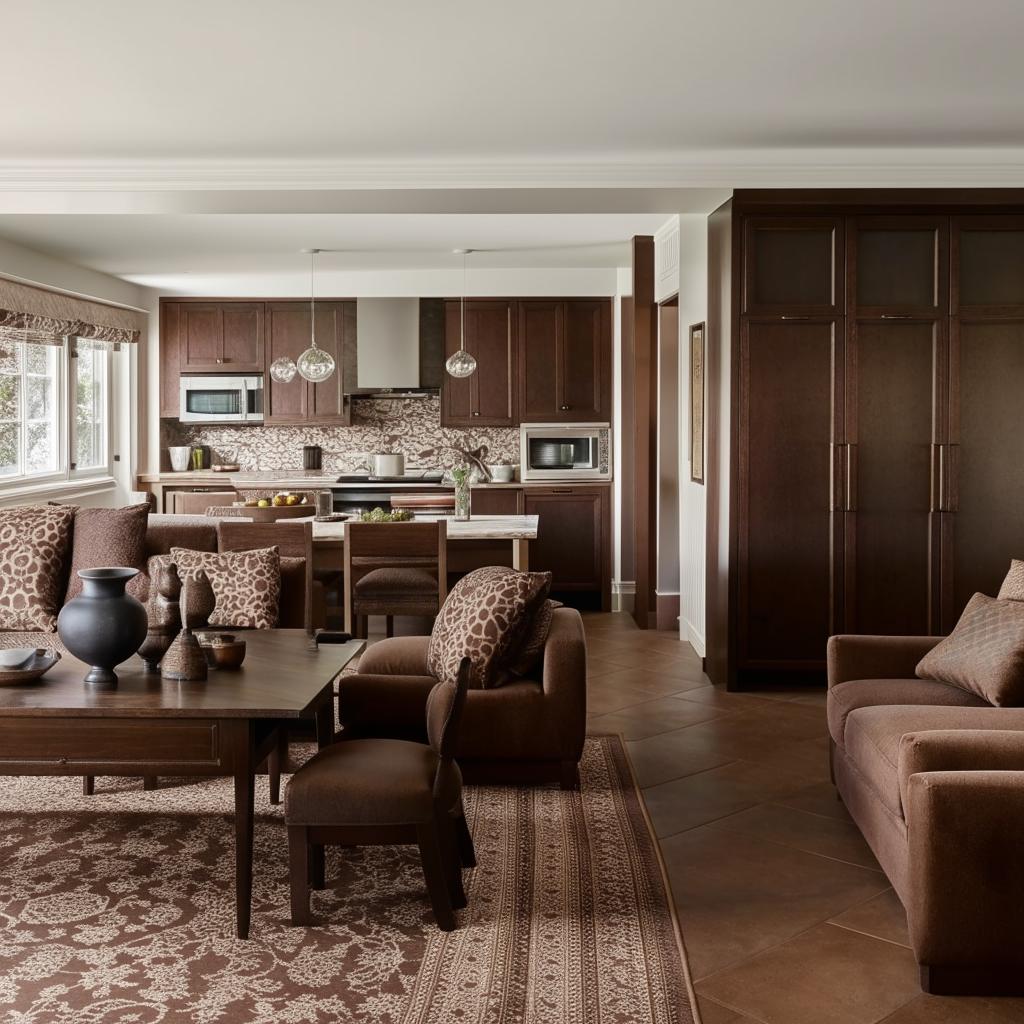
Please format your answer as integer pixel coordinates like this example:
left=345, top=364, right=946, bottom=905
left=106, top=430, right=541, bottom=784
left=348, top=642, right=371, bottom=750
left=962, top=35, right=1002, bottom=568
left=631, top=236, right=657, bottom=629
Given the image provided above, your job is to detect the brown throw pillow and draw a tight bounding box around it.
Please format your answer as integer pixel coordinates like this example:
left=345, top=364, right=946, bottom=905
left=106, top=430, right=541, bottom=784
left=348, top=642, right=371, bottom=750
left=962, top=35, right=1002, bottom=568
left=997, top=560, right=1024, bottom=601
left=500, top=598, right=563, bottom=682
left=64, top=503, right=150, bottom=602
left=427, top=566, right=551, bottom=688
left=916, top=592, right=1024, bottom=706
left=0, top=504, right=76, bottom=631
left=170, top=546, right=281, bottom=630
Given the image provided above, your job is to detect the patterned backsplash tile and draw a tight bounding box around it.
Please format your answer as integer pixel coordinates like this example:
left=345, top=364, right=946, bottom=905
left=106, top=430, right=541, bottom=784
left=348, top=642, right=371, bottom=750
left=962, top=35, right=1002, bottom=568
left=162, top=396, right=520, bottom=472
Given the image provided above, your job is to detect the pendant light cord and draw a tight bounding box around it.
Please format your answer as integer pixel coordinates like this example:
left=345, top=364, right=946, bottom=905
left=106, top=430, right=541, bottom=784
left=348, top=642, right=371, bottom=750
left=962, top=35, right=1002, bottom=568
left=460, top=249, right=467, bottom=353
left=309, top=249, right=317, bottom=350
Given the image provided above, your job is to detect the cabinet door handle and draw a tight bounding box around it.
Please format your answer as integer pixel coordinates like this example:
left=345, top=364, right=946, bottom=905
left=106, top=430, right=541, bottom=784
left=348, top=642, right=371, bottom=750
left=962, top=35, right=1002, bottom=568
left=473, top=411, right=480, bottom=416
left=846, top=444, right=857, bottom=512
left=559, top=404, right=570, bottom=411
left=216, top=358, right=223, bottom=364
left=880, top=314, right=913, bottom=320
left=938, top=443, right=947, bottom=512
left=551, top=488, right=574, bottom=494
left=780, top=315, right=814, bottom=320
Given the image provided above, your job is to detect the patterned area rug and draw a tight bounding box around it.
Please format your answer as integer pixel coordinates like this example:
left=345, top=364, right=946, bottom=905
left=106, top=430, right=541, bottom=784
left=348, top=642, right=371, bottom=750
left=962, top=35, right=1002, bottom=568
left=0, top=736, right=696, bottom=1024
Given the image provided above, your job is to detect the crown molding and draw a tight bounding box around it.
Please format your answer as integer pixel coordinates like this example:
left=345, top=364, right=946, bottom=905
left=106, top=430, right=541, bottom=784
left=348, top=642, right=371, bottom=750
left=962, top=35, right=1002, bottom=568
left=3, top=149, right=1024, bottom=191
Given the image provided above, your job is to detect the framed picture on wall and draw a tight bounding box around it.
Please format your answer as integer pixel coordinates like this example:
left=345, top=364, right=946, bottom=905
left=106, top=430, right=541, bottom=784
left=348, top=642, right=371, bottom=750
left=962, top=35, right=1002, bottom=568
left=689, top=322, right=705, bottom=484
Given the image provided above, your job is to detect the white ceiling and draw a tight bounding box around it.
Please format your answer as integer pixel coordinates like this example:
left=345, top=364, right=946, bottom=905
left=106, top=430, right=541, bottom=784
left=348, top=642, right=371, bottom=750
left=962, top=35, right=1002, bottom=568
left=2, top=0, right=1023, bottom=162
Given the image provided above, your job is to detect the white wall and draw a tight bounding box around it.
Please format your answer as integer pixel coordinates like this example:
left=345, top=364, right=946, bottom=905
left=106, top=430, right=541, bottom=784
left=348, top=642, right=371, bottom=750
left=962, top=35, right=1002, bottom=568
left=0, top=236, right=154, bottom=507
left=676, top=216, right=708, bottom=655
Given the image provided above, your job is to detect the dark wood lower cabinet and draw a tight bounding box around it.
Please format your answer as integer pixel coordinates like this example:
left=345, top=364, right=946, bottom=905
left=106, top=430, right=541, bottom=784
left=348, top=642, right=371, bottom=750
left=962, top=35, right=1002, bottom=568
left=524, top=486, right=611, bottom=611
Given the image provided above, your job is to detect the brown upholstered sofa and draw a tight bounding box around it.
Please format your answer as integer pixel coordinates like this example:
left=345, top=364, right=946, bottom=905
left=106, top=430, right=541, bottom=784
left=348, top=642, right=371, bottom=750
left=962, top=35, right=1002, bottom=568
left=0, top=513, right=312, bottom=652
left=827, top=634, right=1024, bottom=995
left=337, top=606, right=587, bottom=788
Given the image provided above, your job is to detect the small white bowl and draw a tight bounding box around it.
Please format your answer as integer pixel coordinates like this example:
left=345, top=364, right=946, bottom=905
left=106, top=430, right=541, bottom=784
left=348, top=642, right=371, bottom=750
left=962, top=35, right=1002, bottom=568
left=488, top=464, right=516, bottom=483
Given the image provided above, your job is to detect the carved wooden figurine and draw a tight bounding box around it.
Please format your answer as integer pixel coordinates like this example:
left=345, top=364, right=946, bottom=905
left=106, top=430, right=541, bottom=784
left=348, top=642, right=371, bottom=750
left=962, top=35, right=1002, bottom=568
left=138, top=561, right=182, bottom=672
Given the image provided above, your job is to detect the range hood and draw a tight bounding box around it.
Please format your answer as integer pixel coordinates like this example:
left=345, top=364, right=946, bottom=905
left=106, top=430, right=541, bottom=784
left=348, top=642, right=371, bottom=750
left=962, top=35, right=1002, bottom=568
left=345, top=297, right=444, bottom=399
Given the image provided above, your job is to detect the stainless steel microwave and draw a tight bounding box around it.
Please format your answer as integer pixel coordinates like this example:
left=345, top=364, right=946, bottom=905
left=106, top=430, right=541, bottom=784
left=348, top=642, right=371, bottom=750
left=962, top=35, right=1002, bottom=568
left=520, top=423, right=612, bottom=481
left=179, top=375, right=264, bottom=423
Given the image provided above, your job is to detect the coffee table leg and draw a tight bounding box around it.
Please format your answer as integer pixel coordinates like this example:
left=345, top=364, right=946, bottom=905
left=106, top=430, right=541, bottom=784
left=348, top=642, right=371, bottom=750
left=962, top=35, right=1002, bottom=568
left=234, top=737, right=256, bottom=939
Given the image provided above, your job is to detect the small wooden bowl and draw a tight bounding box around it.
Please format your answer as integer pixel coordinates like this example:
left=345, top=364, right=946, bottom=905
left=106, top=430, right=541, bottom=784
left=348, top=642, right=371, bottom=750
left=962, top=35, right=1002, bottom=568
left=206, top=640, right=246, bottom=670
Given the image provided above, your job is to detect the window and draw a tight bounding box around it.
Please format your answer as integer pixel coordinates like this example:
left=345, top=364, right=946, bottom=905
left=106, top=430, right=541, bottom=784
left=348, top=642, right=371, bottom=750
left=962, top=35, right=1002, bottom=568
left=0, top=335, right=114, bottom=488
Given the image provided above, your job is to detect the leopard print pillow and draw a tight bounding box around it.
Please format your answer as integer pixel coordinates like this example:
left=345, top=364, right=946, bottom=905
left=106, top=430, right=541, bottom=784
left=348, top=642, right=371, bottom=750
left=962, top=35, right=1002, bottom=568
left=0, top=504, right=76, bottom=632
left=427, top=566, right=552, bottom=688
left=170, top=546, right=281, bottom=630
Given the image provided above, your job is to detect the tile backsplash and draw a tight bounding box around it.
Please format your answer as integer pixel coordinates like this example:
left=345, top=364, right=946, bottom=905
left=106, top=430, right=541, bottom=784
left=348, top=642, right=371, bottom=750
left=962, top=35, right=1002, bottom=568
left=162, top=396, right=520, bottom=472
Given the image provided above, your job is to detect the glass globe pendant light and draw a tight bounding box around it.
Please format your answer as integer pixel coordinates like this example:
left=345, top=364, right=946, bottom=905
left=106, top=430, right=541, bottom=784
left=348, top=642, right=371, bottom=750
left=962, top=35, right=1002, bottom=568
left=445, top=248, right=478, bottom=379
left=297, top=248, right=336, bottom=383
left=269, top=356, right=297, bottom=383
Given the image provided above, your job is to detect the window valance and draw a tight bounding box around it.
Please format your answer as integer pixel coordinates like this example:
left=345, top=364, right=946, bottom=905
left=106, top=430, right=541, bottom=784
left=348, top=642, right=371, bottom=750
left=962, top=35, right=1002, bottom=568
left=0, top=276, right=146, bottom=347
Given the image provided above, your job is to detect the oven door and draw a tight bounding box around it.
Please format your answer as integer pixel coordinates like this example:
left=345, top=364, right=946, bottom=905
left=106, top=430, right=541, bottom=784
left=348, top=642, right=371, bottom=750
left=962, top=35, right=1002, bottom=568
left=179, top=377, right=263, bottom=423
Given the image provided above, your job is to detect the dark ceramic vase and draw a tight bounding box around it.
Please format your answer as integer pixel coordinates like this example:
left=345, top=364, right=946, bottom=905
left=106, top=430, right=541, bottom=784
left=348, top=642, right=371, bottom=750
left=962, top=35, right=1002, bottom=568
left=57, top=567, right=148, bottom=684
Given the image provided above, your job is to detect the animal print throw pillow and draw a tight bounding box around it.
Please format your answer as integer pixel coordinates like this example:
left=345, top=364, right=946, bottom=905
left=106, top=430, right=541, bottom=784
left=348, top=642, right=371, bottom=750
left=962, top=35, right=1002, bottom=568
left=170, top=546, right=281, bottom=630
left=427, top=566, right=552, bottom=688
left=0, top=504, right=76, bottom=631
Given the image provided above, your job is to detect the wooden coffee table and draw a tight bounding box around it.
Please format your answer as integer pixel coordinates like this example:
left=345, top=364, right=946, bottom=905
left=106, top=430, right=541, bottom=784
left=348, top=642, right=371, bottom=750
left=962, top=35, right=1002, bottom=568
left=0, top=629, right=363, bottom=938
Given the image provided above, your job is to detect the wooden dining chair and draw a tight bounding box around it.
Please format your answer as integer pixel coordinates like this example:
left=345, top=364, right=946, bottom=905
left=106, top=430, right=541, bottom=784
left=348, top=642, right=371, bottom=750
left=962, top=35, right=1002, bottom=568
left=343, top=520, right=447, bottom=639
left=285, top=657, right=474, bottom=931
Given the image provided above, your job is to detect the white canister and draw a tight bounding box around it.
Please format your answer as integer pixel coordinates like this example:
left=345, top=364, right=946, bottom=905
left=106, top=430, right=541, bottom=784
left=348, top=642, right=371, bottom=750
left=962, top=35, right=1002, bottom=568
left=168, top=446, right=192, bottom=472
left=371, top=453, right=405, bottom=478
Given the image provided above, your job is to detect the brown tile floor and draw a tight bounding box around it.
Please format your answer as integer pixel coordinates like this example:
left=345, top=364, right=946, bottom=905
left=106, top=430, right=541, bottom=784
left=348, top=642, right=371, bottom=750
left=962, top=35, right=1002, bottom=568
left=580, top=612, right=1024, bottom=1024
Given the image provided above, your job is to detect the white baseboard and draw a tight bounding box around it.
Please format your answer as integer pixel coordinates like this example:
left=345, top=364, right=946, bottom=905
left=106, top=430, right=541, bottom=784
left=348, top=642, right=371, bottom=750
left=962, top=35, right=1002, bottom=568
left=684, top=617, right=706, bottom=658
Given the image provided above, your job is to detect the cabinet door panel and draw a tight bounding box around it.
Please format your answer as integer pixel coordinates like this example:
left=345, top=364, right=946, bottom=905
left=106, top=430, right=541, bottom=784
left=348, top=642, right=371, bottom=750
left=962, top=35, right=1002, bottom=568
left=744, top=217, right=843, bottom=314
left=524, top=487, right=605, bottom=592
left=179, top=305, right=223, bottom=369
left=739, top=319, right=840, bottom=672
left=949, top=319, right=1024, bottom=622
left=561, top=300, right=609, bottom=420
left=265, top=303, right=311, bottom=422
left=221, top=305, right=263, bottom=370
left=159, top=302, right=181, bottom=417
left=954, top=218, right=1024, bottom=314
left=518, top=301, right=560, bottom=421
left=442, top=300, right=515, bottom=426
left=852, top=217, right=946, bottom=315
left=308, top=302, right=352, bottom=423
left=470, top=488, right=522, bottom=515
left=847, top=320, right=940, bottom=635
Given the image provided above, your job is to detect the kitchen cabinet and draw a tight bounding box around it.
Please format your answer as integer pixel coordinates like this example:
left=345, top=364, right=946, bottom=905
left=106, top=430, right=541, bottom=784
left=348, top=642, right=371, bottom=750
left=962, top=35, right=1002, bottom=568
left=174, top=302, right=264, bottom=373
left=470, top=487, right=523, bottom=515
left=265, top=301, right=352, bottom=425
left=524, top=485, right=611, bottom=610
left=518, top=300, right=612, bottom=422
left=441, top=300, right=516, bottom=426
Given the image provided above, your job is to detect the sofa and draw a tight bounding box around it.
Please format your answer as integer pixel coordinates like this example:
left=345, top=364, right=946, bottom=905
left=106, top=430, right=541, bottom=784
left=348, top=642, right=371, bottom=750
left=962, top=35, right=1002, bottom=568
left=827, top=633, right=1024, bottom=995
left=337, top=606, right=587, bottom=787
left=0, top=513, right=312, bottom=652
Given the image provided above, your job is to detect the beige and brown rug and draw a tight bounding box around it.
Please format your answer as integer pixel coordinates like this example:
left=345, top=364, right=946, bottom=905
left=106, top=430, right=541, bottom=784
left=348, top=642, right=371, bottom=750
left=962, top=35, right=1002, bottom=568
left=0, top=736, right=696, bottom=1024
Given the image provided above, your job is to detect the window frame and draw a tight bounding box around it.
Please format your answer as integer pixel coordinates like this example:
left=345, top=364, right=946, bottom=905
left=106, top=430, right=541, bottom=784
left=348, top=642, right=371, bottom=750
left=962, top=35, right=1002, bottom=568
left=0, top=336, right=116, bottom=496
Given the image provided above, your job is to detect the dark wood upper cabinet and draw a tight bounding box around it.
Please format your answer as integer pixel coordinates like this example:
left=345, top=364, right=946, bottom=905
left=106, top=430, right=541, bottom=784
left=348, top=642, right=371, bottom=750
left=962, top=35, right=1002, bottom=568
left=441, top=300, right=516, bottom=426
left=177, top=302, right=263, bottom=372
left=523, top=485, right=610, bottom=610
left=265, top=301, right=350, bottom=424
left=518, top=300, right=611, bottom=423
left=849, top=217, right=947, bottom=316
left=743, top=217, right=844, bottom=315
left=952, top=216, right=1024, bottom=315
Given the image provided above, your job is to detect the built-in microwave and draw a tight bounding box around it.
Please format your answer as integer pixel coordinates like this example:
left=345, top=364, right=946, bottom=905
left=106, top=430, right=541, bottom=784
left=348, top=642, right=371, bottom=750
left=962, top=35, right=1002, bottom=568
left=520, top=423, right=612, bottom=481
left=179, top=375, right=263, bottom=423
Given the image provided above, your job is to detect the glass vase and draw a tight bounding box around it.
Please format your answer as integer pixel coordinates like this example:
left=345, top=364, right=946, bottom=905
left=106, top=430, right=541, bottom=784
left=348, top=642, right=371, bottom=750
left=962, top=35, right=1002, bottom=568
left=454, top=477, right=471, bottom=521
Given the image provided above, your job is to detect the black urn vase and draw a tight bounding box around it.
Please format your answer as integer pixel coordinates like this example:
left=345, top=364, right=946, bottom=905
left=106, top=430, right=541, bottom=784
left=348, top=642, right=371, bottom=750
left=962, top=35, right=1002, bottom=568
left=57, top=568, right=148, bottom=684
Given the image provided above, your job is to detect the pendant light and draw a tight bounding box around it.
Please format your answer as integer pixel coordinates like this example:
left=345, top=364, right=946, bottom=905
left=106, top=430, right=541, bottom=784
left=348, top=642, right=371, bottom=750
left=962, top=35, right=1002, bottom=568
left=296, top=248, right=336, bottom=383
left=445, top=248, right=478, bottom=379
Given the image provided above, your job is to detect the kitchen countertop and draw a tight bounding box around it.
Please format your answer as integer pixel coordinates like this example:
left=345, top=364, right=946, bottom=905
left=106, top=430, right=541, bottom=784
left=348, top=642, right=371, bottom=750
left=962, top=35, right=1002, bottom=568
left=138, top=471, right=609, bottom=489
left=312, top=514, right=539, bottom=542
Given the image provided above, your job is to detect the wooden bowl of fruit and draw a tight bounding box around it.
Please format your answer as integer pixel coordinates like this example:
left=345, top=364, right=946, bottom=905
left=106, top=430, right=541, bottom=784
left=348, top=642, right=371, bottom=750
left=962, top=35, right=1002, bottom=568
left=234, top=492, right=315, bottom=522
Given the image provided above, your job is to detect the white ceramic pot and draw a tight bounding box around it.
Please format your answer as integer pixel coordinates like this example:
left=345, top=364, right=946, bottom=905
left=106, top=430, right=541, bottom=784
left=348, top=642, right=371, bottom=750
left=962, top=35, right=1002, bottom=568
left=488, top=464, right=516, bottom=483
left=371, top=453, right=405, bottom=477
left=168, top=446, right=192, bottom=472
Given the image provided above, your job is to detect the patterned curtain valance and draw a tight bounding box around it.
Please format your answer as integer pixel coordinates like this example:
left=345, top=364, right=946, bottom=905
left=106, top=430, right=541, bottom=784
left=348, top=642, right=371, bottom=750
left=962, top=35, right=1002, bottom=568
left=0, top=276, right=146, bottom=347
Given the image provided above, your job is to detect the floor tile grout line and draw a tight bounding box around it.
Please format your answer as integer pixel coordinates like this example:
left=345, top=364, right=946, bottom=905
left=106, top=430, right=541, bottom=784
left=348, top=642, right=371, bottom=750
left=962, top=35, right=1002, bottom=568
left=827, top=918, right=912, bottom=951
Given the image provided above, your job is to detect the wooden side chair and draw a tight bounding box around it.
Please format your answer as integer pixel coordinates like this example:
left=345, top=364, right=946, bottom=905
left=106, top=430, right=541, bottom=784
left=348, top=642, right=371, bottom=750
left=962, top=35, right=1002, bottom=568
left=343, top=520, right=447, bottom=638
left=285, top=657, right=474, bottom=931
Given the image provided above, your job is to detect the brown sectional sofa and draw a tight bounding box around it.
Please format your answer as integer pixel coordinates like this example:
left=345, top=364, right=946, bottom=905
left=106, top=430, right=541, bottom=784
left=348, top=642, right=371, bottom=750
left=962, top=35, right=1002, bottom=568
left=0, top=514, right=310, bottom=652
left=337, top=606, right=587, bottom=787
left=827, top=634, right=1024, bottom=995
